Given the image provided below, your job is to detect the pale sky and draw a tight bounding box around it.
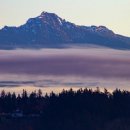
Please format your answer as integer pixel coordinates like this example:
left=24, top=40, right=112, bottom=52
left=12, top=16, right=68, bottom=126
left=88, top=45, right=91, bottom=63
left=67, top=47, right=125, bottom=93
left=0, top=0, right=130, bottom=36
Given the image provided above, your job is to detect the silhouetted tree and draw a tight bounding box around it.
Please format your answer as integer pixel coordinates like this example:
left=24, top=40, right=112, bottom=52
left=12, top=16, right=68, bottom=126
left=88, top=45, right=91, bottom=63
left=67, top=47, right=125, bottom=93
left=0, top=88, right=130, bottom=130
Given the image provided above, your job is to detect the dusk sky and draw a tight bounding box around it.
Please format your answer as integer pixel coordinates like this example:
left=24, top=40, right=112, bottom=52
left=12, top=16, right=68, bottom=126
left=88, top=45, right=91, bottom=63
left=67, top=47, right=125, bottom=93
left=0, top=0, right=130, bottom=36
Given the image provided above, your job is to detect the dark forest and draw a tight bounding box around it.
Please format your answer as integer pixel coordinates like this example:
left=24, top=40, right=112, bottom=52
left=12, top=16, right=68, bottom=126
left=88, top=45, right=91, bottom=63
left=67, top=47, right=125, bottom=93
left=0, top=88, right=130, bottom=130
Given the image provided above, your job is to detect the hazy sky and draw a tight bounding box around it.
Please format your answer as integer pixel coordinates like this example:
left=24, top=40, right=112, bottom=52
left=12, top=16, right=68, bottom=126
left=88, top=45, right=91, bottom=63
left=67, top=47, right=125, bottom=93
left=0, top=0, right=130, bottom=36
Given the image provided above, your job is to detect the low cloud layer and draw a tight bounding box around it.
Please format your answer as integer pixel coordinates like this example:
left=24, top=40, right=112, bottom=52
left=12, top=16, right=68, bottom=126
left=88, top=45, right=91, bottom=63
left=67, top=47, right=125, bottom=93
left=0, top=48, right=130, bottom=90
left=0, top=48, right=130, bottom=79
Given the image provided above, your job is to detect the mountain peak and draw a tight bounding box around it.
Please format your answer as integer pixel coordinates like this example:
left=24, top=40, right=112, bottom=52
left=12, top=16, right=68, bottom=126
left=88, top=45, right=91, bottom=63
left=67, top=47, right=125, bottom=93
left=41, top=11, right=48, bottom=15
left=0, top=11, right=130, bottom=50
left=38, top=11, right=58, bottom=19
left=37, top=11, right=64, bottom=26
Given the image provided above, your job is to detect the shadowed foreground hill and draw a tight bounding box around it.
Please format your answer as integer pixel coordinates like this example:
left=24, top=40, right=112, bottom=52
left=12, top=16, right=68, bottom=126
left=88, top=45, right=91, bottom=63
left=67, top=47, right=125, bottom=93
left=0, top=88, right=130, bottom=130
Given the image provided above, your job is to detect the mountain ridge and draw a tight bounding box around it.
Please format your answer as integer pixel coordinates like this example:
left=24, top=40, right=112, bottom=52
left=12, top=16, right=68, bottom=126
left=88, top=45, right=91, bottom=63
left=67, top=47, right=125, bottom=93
left=0, top=11, right=130, bottom=49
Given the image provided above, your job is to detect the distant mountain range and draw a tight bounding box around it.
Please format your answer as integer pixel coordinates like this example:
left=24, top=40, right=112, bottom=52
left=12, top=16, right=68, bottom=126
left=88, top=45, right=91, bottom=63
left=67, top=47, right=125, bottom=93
left=0, top=11, right=130, bottom=49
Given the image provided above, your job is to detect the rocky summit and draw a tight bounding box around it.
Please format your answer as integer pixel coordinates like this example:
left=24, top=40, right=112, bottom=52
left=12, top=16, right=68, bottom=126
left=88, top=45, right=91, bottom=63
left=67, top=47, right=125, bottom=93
left=0, top=11, right=130, bottom=49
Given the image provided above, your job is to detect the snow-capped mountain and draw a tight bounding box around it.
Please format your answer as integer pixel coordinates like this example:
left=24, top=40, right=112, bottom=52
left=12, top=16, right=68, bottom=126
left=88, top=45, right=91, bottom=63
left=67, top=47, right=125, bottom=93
left=0, top=11, right=130, bottom=49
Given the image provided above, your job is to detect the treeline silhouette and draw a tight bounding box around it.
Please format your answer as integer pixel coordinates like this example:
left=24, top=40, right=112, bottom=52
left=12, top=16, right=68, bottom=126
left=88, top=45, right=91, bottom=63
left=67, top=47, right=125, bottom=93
left=1, top=88, right=130, bottom=130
